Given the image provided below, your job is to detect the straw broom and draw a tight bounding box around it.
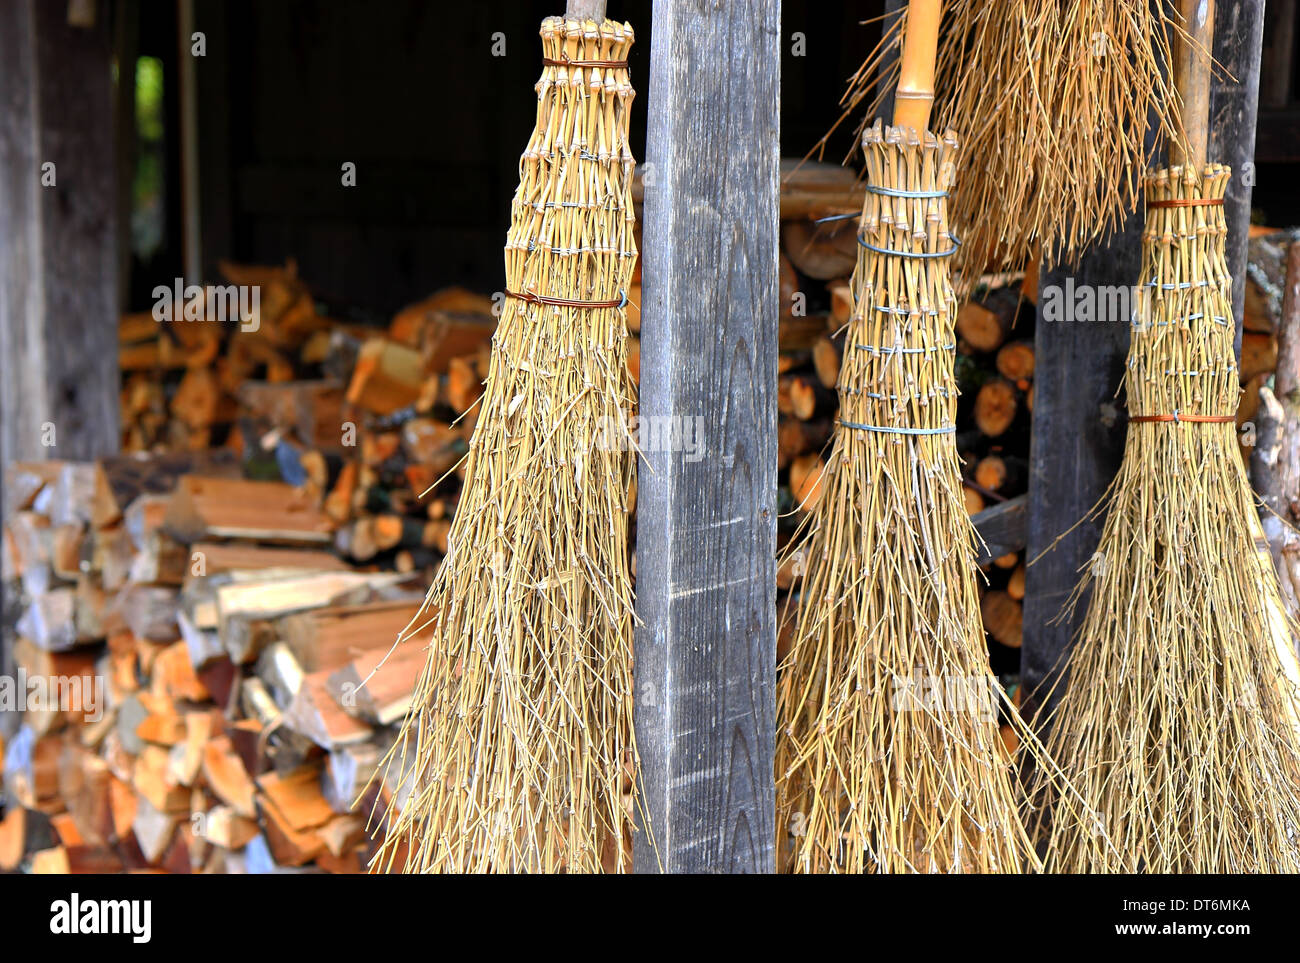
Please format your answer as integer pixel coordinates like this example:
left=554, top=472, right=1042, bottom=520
left=368, top=11, right=640, bottom=873
left=827, top=0, right=1183, bottom=272
left=1034, top=0, right=1300, bottom=873
left=776, top=0, right=1051, bottom=874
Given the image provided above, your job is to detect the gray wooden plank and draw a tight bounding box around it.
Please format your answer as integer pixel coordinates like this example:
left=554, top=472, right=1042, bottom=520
left=0, top=0, right=120, bottom=486
left=1022, top=232, right=1136, bottom=719
left=971, top=494, right=1027, bottom=564
left=1209, top=0, right=1265, bottom=353
left=634, top=0, right=780, bottom=874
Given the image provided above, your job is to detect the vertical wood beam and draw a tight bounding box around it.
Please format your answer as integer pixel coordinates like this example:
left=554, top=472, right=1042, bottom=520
left=0, top=0, right=121, bottom=485
left=1021, top=235, right=1135, bottom=718
left=1208, top=0, right=1265, bottom=352
left=634, top=0, right=780, bottom=873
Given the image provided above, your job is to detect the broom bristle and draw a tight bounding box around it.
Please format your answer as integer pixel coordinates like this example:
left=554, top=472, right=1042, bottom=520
left=368, top=16, right=641, bottom=874
left=777, top=121, right=1049, bottom=873
left=1034, top=164, right=1300, bottom=873
left=823, top=1, right=1184, bottom=273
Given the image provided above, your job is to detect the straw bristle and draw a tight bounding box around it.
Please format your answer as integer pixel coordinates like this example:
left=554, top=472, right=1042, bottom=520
left=368, top=16, right=640, bottom=874
left=827, top=1, right=1183, bottom=272
left=1033, top=165, right=1300, bottom=872
left=776, top=122, right=1045, bottom=873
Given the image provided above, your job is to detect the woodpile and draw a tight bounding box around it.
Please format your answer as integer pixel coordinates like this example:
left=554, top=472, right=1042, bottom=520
left=1, top=254, right=524, bottom=873
left=0, top=453, right=438, bottom=873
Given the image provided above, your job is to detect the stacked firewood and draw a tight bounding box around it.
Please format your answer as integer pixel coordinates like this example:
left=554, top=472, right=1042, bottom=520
left=117, top=261, right=522, bottom=581
left=774, top=169, right=1037, bottom=685
left=0, top=455, right=429, bottom=873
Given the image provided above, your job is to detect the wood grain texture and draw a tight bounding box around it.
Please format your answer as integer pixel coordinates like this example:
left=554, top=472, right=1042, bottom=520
left=0, top=0, right=120, bottom=485
left=970, top=494, right=1027, bottom=564
left=634, top=0, right=780, bottom=874
left=1022, top=231, right=1135, bottom=720
left=1208, top=0, right=1264, bottom=353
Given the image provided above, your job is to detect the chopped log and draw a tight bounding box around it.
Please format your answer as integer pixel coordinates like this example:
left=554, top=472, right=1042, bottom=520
left=346, top=339, right=426, bottom=415
left=956, top=288, right=1019, bottom=353
left=1007, top=563, right=1026, bottom=601
left=827, top=278, right=854, bottom=327
left=444, top=355, right=484, bottom=412
left=980, top=589, right=1023, bottom=649
left=783, top=218, right=857, bottom=280
left=963, top=485, right=986, bottom=515
left=778, top=418, right=833, bottom=463
left=215, top=571, right=401, bottom=663
left=788, top=374, right=836, bottom=421
left=324, top=742, right=381, bottom=814
left=164, top=476, right=333, bottom=544
left=973, top=455, right=1027, bottom=494
left=790, top=454, right=826, bottom=512
left=995, top=340, right=1036, bottom=384
left=281, top=671, right=372, bottom=750
left=811, top=335, right=843, bottom=389
left=778, top=254, right=800, bottom=321
left=201, top=734, right=257, bottom=818
left=255, top=766, right=334, bottom=832
left=201, top=805, right=259, bottom=850
left=326, top=638, right=427, bottom=726
left=973, top=378, right=1019, bottom=437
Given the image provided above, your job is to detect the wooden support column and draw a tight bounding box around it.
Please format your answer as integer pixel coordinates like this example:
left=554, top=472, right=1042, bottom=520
left=0, top=0, right=121, bottom=488
left=1021, top=235, right=1134, bottom=718
left=634, top=0, right=780, bottom=873
left=1208, top=0, right=1265, bottom=352
left=0, top=0, right=121, bottom=712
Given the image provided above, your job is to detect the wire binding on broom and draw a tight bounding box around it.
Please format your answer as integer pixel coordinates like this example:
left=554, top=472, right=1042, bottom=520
left=366, top=15, right=642, bottom=874
left=1033, top=163, right=1300, bottom=873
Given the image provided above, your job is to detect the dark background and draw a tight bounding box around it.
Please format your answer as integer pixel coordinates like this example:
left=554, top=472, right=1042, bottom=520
left=127, top=0, right=1300, bottom=318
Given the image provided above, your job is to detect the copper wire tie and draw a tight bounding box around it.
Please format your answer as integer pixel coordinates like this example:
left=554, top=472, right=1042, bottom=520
left=507, top=290, right=626, bottom=309
left=1146, top=198, right=1225, bottom=209
left=839, top=419, right=955, bottom=436
left=1129, top=412, right=1236, bottom=424
left=543, top=58, right=628, bottom=68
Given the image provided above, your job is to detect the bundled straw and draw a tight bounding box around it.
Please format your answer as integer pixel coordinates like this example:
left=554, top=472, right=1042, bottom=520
left=827, top=1, right=1183, bottom=271
left=776, top=120, right=1045, bottom=873
left=369, top=16, right=640, bottom=873
left=1033, top=164, right=1300, bottom=872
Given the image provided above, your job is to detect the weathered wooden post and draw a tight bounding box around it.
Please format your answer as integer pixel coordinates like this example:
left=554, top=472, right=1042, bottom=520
left=1022, top=0, right=1265, bottom=716
left=634, top=0, right=781, bottom=872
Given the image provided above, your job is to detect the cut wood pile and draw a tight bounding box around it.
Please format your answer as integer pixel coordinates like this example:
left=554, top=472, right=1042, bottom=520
left=0, top=453, right=435, bottom=873
left=773, top=162, right=1037, bottom=719
left=116, top=260, right=531, bottom=580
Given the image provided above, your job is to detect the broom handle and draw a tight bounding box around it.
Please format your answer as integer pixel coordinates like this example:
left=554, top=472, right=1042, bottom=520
left=567, top=0, right=607, bottom=18
left=1172, top=0, right=1215, bottom=168
left=892, top=0, right=941, bottom=131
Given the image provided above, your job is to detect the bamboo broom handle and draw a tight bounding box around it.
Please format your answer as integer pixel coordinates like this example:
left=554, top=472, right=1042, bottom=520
left=892, top=0, right=942, bottom=132
left=1171, top=0, right=1215, bottom=168
left=566, top=0, right=607, bottom=18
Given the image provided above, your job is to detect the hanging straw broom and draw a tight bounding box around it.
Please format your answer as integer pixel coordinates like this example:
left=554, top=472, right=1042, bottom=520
left=368, top=10, right=641, bottom=873
left=1033, top=0, right=1300, bottom=873
left=776, top=0, right=1064, bottom=874
left=825, top=0, right=1184, bottom=273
